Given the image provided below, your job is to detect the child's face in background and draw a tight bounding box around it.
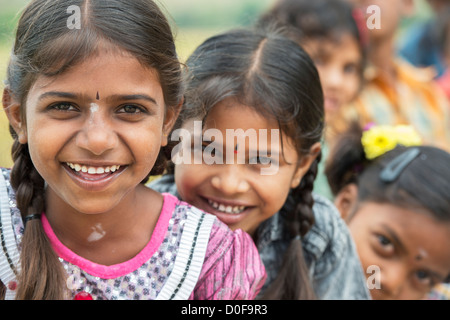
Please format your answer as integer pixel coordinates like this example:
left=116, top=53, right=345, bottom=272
left=348, top=202, right=450, bottom=300
left=12, top=50, right=175, bottom=215
left=302, top=33, right=362, bottom=120
left=174, top=98, right=319, bottom=236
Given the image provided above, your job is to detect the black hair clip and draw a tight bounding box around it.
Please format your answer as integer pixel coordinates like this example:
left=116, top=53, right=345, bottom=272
left=379, top=148, right=421, bottom=183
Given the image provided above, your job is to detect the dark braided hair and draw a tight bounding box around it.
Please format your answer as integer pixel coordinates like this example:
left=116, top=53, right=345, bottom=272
left=263, top=151, right=322, bottom=299
left=3, top=0, right=183, bottom=299
left=170, top=26, right=324, bottom=299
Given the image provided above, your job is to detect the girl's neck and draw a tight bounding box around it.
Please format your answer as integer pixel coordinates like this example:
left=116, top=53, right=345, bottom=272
left=368, top=38, right=397, bottom=85
left=44, top=185, right=163, bottom=265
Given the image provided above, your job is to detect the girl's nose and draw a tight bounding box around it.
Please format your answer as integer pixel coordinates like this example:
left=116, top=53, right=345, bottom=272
left=75, top=108, right=118, bottom=155
left=324, top=66, right=344, bottom=88
left=380, top=264, right=408, bottom=299
left=210, top=165, right=250, bottom=195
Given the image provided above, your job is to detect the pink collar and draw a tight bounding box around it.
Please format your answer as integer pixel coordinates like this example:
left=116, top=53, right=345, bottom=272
left=41, top=193, right=179, bottom=279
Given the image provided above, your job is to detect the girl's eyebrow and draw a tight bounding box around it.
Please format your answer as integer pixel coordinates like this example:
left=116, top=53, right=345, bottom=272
left=37, top=92, right=157, bottom=105
left=107, top=94, right=157, bottom=105
left=38, top=91, right=78, bottom=102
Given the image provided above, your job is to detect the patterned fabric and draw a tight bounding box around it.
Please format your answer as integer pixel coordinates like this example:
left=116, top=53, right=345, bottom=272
left=333, top=59, right=450, bottom=152
left=0, top=168, right=266, bottom=300
left=149, top=174, right=371, bottom=300
left=426, top=283, right=450, bottom=300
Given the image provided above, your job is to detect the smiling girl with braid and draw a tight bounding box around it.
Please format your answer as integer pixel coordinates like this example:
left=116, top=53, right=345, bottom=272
left=149, top=26, right=370, bottom=300
left=0, top=0, right=266, bottom=300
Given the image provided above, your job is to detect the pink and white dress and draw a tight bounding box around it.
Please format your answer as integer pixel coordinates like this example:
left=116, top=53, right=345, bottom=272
left=0, top=168, right=266, bottom=300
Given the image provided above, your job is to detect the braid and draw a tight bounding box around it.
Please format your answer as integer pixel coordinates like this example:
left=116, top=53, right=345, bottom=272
left=261, top=151, right=322, bottom=300
left=10, top=138, right=68, bottom=300
left=293, top=150, right=322, bottom=236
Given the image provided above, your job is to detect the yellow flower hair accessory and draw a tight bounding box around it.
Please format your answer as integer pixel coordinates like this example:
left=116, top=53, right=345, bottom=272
left=361, top=124, right=422, bottom=160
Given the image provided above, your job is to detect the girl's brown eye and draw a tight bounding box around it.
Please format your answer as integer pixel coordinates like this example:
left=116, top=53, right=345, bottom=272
left=117, top=105, right=148, bottom=114
left=377, top=234, right=391, bottom=246
left=50, top=102, right=77, bottom=111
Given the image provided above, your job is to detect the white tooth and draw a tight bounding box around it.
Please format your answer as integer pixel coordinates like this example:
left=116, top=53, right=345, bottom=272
left=88, top=167, right=96, bottom=174
left=110, top=165, right=117, bottom=172
left=74, top=164, right=81, bottom=172
left=213, top=201, right=219, bottom=209
left=233, top=206, right=240, bottom=214
left=81, top=166, right=88, bottom=173
left=219, top=204, right=225, bottom=212
left=96, top=167, right=105, bottom=174
left=225, top=206, right=233, bottom=213
left=105, top=167, right=110, bottom=173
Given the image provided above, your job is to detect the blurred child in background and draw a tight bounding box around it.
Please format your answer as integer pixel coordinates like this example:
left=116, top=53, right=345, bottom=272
left=399, top=0, right=450, bottom=79
left=257, top=0, right=367, bottom=200
left=343, top=0, right=450, bottom=151
left=435, top=7, right=450, bottom=101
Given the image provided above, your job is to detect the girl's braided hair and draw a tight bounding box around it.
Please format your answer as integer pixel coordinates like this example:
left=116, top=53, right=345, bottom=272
left=3, top=0, right=183, bottom=299
left=170, top=25, right=324, bottom=299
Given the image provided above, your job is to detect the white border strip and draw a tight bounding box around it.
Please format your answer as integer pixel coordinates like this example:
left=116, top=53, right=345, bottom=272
left=157, top=207, right=215, bottom=300
left=0, top=171, right=21, bottom=300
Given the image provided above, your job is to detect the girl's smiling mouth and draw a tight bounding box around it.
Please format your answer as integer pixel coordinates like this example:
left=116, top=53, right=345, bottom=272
left=199, top=195, right=256, bottom=226
left=62, top=162, right=127, bottom=189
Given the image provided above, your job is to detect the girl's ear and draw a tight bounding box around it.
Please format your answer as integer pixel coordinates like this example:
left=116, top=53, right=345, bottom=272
left=334, top=183, right=358, bottom=222
left=291, top=142, right=321, bottom=189
left=2, top=88, right=27, bottom=144
left=161, top=97, right=183, bottom=146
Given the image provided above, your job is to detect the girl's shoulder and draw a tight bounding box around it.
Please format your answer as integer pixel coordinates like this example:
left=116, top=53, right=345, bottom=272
left=304, top=194, right=371, bottom=299
left=163, top=193, right=266, bottom=300
left=303, top=193, right=352, bottom=255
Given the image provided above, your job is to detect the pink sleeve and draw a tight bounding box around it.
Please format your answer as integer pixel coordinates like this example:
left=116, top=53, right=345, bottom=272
left=189, top=219, right=267, bottom=300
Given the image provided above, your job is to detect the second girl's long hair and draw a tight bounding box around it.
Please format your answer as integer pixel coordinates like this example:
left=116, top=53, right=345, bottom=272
left=173, top=26, right=324, bottom=299
left=5, top=0, right=183, bottom=299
